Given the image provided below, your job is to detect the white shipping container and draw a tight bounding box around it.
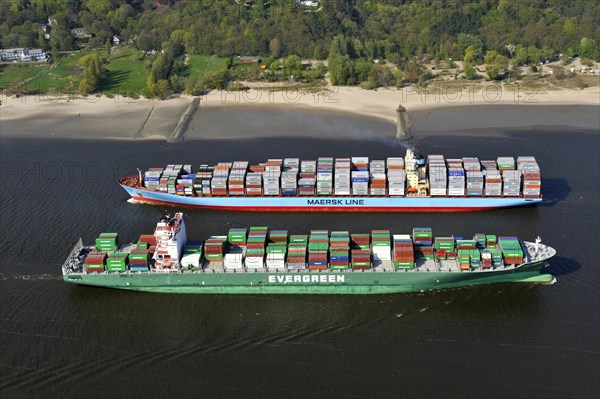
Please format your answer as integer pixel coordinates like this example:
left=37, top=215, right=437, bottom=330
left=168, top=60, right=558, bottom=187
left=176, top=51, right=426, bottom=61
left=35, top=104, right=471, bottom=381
left=245, top=256, right=265, bottom=268
left=449, top=189, right=466, bottom=196
left=373, top=247, right=391, bottom=261
left=430, top=188, right=447, bottom=196
left=389, top=188, right=405, bottom=196
left=181, top=253, right=201, bottom=268
left=393, top=234, right=412, bottom=240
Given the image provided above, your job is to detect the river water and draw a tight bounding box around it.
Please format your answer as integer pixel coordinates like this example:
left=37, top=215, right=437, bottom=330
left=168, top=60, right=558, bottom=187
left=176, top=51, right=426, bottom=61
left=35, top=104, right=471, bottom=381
left=0, top=105, right=598, bottom=398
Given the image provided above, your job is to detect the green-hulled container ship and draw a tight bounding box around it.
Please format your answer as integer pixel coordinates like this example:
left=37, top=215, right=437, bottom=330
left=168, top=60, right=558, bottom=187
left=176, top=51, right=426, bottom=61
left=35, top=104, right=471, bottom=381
left=62, top=213, right=556, bottom=294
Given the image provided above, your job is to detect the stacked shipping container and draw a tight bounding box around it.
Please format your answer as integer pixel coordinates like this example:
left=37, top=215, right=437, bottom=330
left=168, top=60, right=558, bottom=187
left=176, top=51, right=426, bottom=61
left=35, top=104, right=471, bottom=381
left=141, top=153, right=540, bottom=199
left=83, top=228, right=532, bottom=273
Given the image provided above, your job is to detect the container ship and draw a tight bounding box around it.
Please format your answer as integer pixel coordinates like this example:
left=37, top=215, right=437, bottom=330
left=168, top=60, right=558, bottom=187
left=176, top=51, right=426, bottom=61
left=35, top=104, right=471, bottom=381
left=62, top=213, right=556, bottom=294
left=118, top=150, right=542, bottom=212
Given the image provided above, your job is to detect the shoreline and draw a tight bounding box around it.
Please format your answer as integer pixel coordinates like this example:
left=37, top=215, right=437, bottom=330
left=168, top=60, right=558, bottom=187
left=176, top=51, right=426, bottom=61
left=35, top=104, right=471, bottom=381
left=200, top=83, right=600, bottom=124
left=0, top=83, right=598, bottom=140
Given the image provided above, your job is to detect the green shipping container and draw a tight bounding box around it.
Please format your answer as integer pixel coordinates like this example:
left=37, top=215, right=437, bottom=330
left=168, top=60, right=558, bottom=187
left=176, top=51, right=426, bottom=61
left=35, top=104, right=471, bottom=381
left=106, top=259, right=127, bottom=272
left=351, top=261, right=371, bottom=267
left=266, top=245, right=287, bottom=254
left=129, top=253, right=149, bottom=261
left=184, top=246, right=203, bottom=254
left=330, top=264, right=349, bottom=270
left=290, top=235, right=308, bottom=244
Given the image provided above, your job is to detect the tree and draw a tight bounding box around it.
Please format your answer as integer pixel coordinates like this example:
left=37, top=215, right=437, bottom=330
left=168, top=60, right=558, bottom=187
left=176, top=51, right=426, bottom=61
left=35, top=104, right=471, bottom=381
left=402, top=60, right=420, bottom=84
left=579, top=38, right=600, bottom=61
left=329, top=34, right=351, bottom=57
left=394, top=70, right=403, bottom=88
left=38, top=30, right=50, bottom=51
left=283, top=55, right=302, bottom=77
left=457, top=33, right=483, bottom=58
left=505, top=44, right=516, bottom=58
left=527, top=46, right=541, bottom=65
left=328, top=54, right=355, bottom=85
left=169, top=30, right=186, bottom=57
left=79, top=53, right=105, bottom=94
left=137, top=30, right=160, bottom=52
left=484, top=51, right=509, bottom=80
left=202, top=70, right=229, bottom=90
left=147, top=53, right=173, bottom=90
left=153, top=79, right=169, bottom=100
left=514, top=45, right=528, bottom=65
left=464, top=64, right=477, bottom=80
left=183, top=31, right=198, bottom=55
left=269, top=38, right=282, bottom=58
left=368, top=64, right=394, bottom=88
left=463, top=45, right=481, bottom=65
left=354, top=60, right=372, bottom=82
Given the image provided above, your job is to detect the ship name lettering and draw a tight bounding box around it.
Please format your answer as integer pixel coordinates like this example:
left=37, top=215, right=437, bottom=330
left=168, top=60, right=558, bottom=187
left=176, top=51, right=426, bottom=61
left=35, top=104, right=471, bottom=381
left=267, top=275, right=345, bottom=284
left=344, top=199, right=365, bottom=205
left=306, top=199, right=365, bottom=206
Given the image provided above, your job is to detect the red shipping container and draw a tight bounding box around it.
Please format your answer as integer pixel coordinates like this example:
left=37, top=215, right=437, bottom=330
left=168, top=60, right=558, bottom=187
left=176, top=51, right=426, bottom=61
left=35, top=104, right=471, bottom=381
left=129, top=259, right=149, bottom=265
left=139, top=235, right=157, bottom=246
left=85, top=266, right=105, bottom=273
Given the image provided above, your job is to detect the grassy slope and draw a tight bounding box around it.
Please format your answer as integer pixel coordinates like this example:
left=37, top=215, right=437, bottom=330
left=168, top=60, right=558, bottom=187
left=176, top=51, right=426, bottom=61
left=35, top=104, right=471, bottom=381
left=185, top=54, right=227, bottom=78
left=1, top=52, right=90, bottom=94
left=1, top=50, right=227, bottom=96
left=101, top=47, right=151, bottom=94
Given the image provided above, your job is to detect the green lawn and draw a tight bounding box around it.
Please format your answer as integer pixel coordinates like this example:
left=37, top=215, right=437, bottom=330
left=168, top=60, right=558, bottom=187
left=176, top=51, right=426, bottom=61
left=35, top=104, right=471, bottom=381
left=1, top=50, right=229, bottom=96
left=101, top=47, right=151, bottom=95
left=0, top=63, right=52, bottom=92
left=185, top=54, right=228, bottom=78
left=1, top=52, right=87, bottom=94
left=0, top=48, right=151, bottom=96
left=27, top=52, right=87, bottom=92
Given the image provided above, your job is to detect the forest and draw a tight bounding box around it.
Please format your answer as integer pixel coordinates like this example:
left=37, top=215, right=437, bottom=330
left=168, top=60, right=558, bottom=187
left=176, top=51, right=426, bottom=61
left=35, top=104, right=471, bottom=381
left=1, top=0, right=599, bottom=95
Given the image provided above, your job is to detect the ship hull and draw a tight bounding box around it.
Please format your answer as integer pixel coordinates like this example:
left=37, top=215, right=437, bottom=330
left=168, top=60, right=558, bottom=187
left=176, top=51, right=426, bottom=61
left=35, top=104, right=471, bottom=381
left=64, top=259, right=553, bottom=294
left=120, top=184, right=542, bottom=212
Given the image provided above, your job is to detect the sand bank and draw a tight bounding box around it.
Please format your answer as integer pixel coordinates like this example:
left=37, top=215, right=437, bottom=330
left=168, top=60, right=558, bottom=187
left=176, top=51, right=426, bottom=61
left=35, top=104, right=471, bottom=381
left=199, top=83, right=600, bottom=128
left=0, top=83, right=598, bottom=140
left=0, top=95, right=192, bottom=140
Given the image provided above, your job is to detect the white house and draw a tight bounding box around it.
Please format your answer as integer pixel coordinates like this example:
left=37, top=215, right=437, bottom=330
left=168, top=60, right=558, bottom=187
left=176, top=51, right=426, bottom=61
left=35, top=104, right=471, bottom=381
left=0, top=48, right=48, bottom=62
left=71, top=28, right=91, bottom=38
left=113, top=35, right=121, bottom=45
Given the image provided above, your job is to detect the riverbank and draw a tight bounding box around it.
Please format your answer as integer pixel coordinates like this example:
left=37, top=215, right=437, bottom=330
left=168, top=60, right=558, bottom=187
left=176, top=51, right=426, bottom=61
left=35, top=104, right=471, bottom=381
left=0, top=83, right=598, bottom=140
left=0, top=95, right=192, bottom=140
left=202, top=82, right=600, bottom=124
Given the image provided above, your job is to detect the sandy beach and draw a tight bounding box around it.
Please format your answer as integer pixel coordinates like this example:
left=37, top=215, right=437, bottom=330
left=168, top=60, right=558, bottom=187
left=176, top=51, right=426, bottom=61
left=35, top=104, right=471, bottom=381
left=1, top=83, right=598, bottom=140
left=201, top=83, right=600, bottom=122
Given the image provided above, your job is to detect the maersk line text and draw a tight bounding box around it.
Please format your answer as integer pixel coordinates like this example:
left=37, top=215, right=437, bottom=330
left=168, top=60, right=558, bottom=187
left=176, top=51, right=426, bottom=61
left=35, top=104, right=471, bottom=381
left=307, top=199, right=365, bottom=206
left=268, top=275, right=346, bottom=284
